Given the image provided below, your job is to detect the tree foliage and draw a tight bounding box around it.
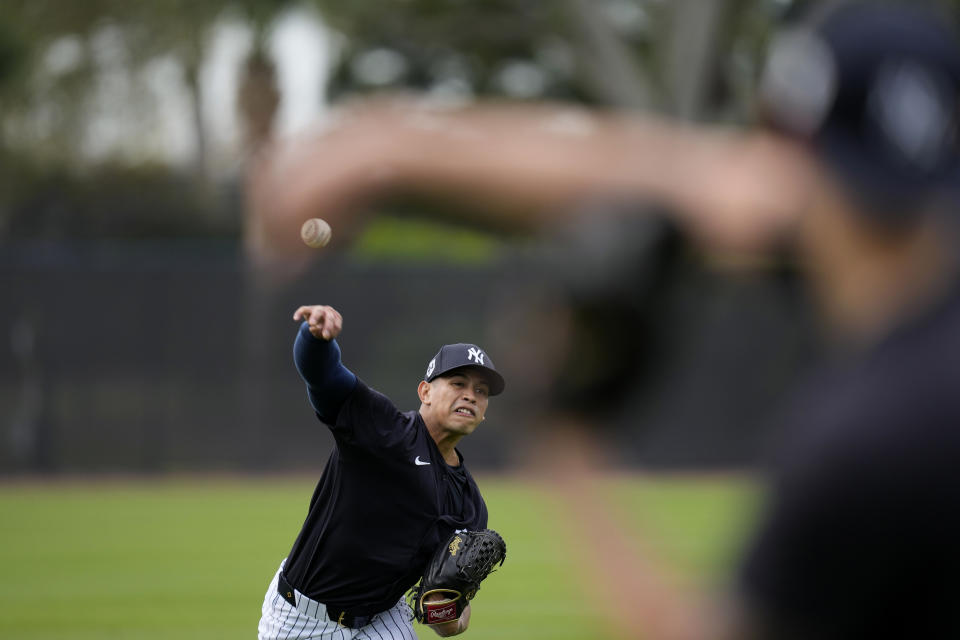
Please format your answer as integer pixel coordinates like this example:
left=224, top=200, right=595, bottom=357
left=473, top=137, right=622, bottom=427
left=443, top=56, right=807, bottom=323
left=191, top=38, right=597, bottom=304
left=9, top=0, right=957, bottom=240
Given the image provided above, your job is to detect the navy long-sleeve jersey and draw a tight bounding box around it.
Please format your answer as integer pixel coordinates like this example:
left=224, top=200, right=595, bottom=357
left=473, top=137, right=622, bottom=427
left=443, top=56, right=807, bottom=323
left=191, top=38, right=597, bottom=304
left=281, top=323, right=488, bottom=616
left=739, top=281, right=960, bottom=638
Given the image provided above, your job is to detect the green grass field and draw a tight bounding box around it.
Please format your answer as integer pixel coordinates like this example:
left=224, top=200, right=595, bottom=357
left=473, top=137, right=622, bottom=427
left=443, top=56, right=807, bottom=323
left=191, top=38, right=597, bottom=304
left=0, top=474, right=758, bottom=639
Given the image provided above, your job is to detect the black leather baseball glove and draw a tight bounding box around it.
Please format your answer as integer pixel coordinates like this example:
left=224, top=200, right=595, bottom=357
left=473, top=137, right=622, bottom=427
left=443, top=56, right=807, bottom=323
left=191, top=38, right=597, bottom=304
left=409, top=528, right=507, bottom=625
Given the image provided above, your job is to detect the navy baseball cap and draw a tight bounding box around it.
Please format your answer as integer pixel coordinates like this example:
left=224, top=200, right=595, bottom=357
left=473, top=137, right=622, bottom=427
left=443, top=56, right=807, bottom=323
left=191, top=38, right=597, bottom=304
left=758, top=1, right=960, bottom=221
left=424, top=343, right=505, bottom=396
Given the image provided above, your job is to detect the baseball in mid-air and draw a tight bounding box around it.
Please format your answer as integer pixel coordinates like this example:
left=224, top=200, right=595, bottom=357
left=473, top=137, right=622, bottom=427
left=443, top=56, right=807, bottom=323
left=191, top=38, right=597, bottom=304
left=300, top=218, right=332, bottom=248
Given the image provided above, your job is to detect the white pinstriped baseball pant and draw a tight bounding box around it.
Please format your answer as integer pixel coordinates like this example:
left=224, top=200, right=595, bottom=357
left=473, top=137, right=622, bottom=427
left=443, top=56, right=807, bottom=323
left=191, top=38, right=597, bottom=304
left=258, top=560, right=417, bottom=640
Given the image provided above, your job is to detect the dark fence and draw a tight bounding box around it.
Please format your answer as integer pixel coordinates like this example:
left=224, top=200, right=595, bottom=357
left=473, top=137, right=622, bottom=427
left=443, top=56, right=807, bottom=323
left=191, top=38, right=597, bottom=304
left=0, top=237, right=814, bottom=474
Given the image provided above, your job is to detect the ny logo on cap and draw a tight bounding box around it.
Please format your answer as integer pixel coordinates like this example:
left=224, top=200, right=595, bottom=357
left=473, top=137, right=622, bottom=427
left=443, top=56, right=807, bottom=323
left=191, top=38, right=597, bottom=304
left=870, top=60, right=954, bottom=170
left=426, top=358, right=436, bottom=377
left=467, top=347, right=485, bottom=365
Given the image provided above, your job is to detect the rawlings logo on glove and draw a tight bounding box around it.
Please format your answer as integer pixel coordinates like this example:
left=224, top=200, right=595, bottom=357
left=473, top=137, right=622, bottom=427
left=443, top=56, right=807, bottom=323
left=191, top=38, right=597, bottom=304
left=426, top=601, right=459, bottom=624
left=408, top=528, right=507, bottom=625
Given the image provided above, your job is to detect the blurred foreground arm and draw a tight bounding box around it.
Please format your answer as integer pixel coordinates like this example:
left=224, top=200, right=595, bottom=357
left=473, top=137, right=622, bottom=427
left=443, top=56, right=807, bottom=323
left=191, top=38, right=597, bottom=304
left=257, top=99, right=811, bottom=256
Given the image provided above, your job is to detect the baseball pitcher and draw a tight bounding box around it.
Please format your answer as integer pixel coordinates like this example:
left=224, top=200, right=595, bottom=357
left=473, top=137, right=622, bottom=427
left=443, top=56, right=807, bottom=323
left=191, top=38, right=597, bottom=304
left=257, top=305, right=506, bottom=639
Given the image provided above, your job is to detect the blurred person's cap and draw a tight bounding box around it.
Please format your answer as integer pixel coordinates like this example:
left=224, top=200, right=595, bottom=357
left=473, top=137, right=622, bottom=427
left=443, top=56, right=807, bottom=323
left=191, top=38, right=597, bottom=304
left=759, top=1, right=960, bottom=221
left=425, top=343, right=505, bottom=396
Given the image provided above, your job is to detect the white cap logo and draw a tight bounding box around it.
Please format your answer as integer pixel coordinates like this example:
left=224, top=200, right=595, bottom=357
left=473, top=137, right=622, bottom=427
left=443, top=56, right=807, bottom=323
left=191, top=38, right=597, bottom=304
left=467, top=347, right=485, bottom=365
left=426, top=358, right=436, bottom=378
left=870, top=60, right=953, bottom=170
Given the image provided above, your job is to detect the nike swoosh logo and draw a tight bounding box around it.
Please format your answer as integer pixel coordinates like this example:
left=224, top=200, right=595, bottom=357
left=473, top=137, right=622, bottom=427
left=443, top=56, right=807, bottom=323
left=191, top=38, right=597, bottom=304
left=415, top=456, right=430, bottom=466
